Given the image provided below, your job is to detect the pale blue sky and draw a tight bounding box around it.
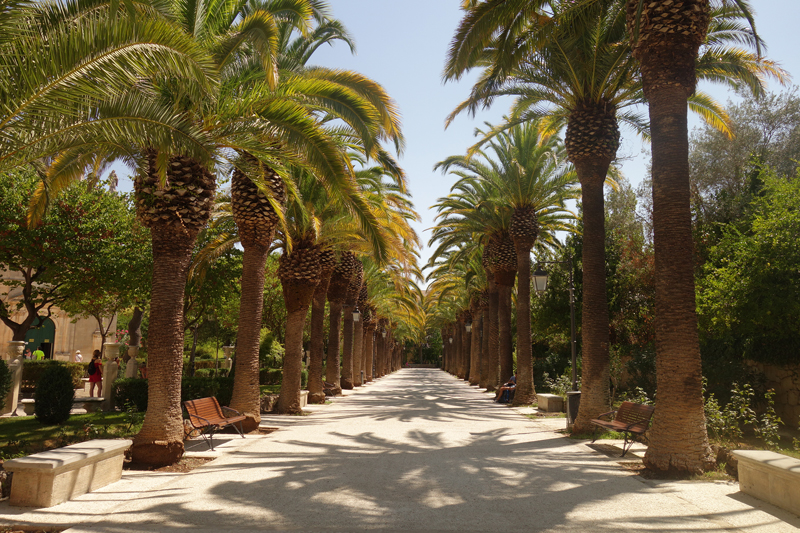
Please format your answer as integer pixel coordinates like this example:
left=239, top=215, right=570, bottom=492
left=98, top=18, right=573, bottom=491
left=115, top=0, right=799, bottom=271
left=310, top=0, right=800, bottom=271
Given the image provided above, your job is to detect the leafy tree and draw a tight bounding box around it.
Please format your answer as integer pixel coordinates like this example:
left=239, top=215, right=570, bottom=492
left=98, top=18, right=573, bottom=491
left=697, top=171, right=800, bottom=367
left=0, top=169, right=145, bottom=342
left=59, top=193, right=152, bottom=355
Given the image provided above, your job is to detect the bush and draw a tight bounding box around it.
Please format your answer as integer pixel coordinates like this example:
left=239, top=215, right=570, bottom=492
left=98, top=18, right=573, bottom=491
left=114, top=376, right=238, bottom=412
left=181, top=377, right=234, bottom=406
left=0, top=360, right=12, bottom=411
left=194, top=368, right=228, bottom=378
left=35, top=365, right=75, bottom=425
left=259, top=368, right=283, bottom=385
left=114, top=378, right=149, bottom=412
left=22, top=361, right=86, bottom=391
left=258, top=367, right=307, bottom=388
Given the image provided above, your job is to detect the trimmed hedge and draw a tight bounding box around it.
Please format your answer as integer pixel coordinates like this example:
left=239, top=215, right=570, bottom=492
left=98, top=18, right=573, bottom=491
left=22, top=361, right=87, bottom=391
left=258, top=368, right=308, bottom=388
left=35, top=365, right=75, bottom=425
left=114, top=376, right=236, bottom=412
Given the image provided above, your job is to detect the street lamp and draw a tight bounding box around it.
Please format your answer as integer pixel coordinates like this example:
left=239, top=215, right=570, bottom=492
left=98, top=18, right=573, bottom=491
left=534, top=255, right=578, bottom=392
left=465, top=319, right=472, bottom=334
left=352, top=307, right=361, bottom=322
left=382, top=329, right=387, bottom=339
left=449, top=337, right=453, bottom=344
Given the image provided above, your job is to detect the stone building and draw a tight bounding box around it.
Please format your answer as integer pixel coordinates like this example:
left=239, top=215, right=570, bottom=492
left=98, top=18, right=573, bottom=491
left=1, top=270, right=113, bottom=361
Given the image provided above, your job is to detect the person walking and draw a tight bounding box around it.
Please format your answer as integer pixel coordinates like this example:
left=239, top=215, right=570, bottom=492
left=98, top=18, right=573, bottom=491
left=74, top=350, right=83, bottom=362
left=33, top=345, right=45, bottom=360
left=88, top=350, right=103, bottom=397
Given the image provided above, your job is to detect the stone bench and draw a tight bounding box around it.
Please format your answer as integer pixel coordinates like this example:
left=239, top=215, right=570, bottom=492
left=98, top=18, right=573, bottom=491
left=732, top=450, right=800, bottom=516
left=19, top=397, right=104, bottom=415
left=537, top=393, right=564, bottom=412
left=260, top=390, right=309, bottom=413
left=4, top=439, right=131, bottom=507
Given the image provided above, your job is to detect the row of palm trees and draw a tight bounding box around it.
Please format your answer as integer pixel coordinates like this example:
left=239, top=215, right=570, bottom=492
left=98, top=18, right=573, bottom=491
left=428, top=0, right=784, bottom=474
left=6, top=0, right=422, bottom=466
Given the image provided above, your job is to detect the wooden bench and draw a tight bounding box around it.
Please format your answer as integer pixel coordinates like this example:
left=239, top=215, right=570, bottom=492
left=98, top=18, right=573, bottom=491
left=591, top=401, right=655, bottom=457
left=184, top=397, right=246, bottom=451
left=3, top=439, right=131, bottom=507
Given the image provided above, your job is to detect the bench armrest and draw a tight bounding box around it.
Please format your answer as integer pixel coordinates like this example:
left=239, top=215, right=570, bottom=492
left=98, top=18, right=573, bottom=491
left=221, top=405, right=243, bottom=418
left=595, top=409, right=617, bottom=421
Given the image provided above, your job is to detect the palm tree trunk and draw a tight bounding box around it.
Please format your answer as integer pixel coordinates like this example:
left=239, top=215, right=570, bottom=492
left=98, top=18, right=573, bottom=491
left=229, top=244, right=269, bottom=431
left=479, top=306, right=490, bottom=389
left=512, top=247, right=536, bottom=405
left=496, top=274, right=515, bottom=385
left=276, top=290, right=315, bottom=414
left=341, top=305, right=355, bottom=389
left=308, top=269, right=333, bottom=404
left=325, top=302, right=343, bottom=395
left=570, top=176, right=611, bottom=431
left=461, top=319, right=471, bottom=381
left=484, top=279, right=500, bottom=390
left=353, top=318, right=364, bottom=386
left=644, top=85, right=714, bottom=473
left=131, top=231, right=194, bottom=466
left=365, top=326, right=375, bottom=381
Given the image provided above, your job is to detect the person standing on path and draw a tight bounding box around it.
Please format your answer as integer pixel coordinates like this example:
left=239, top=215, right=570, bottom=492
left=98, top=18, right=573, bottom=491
left=33, top=345, right=45, bottom=360
left=74, top=350, right=83, bottom=362
left=88, top=350, right=103, bottom=397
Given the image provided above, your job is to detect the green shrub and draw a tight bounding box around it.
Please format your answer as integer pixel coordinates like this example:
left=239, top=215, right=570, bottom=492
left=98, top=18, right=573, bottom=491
left=194, top=368, right=228, bottom=378
left=181, top=377, right=234, bottom=406
left=22, top=361, right=86, bottom=391
left=114, top=378, right=149, bottom=412
left=258, top=367, right=307, bottom=388
left=35, top=365, right=75, bottom=425
left=259, top=368, right=282, bottom=385
left=194, top=360, right=218, bottom=370
left=0, top=360, right=12, bottom=411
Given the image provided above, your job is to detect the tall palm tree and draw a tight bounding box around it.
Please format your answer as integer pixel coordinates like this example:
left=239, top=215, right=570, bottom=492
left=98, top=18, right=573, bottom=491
left=624, top=0, right=773, bottom=473
left=437, top=125, right=577, bottom=404
left=444, top=0, right=783, bottom=433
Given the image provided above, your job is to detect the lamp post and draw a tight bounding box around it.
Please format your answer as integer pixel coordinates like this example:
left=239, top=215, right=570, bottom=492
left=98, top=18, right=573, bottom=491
left=465, top=320, right=472, bottom=334
left=533, top=254, right=578, bottom=392
left=353, top=307, right=361, bottom=323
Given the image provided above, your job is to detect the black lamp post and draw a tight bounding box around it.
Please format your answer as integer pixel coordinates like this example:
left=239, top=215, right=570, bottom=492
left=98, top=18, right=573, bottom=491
left=533, top=254, right=578, bottom=392
left=353, top=307, right=361, bottom=323
left=465, top=320, right=472, bottom=334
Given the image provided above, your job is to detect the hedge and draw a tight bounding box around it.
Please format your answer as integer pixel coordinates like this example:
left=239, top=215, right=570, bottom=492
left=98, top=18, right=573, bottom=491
left=21, top=361, right=87, bottom=391
left=114, top=376, right=236, bottom=412
left=258, top=368, right=308, bottom=388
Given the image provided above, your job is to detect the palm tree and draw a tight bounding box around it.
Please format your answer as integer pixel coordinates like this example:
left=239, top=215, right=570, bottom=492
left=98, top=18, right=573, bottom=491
left=444, top=0, right=783, bottom=433
left=432, top=129, right=576, bottom=401
left=437, top=125, right=577, bottom=404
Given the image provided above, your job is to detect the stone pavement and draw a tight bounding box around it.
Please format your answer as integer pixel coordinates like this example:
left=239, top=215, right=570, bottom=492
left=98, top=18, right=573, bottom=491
left=2, top=368, right=800, bottom=532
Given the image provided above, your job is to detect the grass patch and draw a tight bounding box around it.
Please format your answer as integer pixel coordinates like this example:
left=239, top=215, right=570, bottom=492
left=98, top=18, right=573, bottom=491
left=0, top=411, right=142, bottom=460
left=259, top=384, right=281, bottom=395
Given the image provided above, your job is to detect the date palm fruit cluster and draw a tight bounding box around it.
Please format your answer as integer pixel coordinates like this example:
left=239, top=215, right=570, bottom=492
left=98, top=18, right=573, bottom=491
left=231, top=165, right=286, bottom=247
left=510, top=206, right=540, bottom=251
left=135, top=154, right=215, bottom=233
left=565, top=105, right=620, bottom=163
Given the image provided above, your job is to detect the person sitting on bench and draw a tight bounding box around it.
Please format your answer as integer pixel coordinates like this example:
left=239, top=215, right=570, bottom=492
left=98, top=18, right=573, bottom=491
left=495, top=375, right=516, bottom=403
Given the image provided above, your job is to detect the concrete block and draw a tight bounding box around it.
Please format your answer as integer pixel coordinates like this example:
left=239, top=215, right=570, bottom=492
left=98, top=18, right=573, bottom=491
left=299, top=390, right=309, bottom=408
left=20, top=398, right=35, bottom=416
left=4, top=439, right=132, bottom=507
left=733, top=450, right=800, bottom=517
left=537, top=393, right=564, bottom=412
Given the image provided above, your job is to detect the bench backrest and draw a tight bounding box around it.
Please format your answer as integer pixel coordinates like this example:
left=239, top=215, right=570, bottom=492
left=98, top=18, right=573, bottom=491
left=615, top=401, right=655, bottom=430
left=184, top=397, right=225, bottom=422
